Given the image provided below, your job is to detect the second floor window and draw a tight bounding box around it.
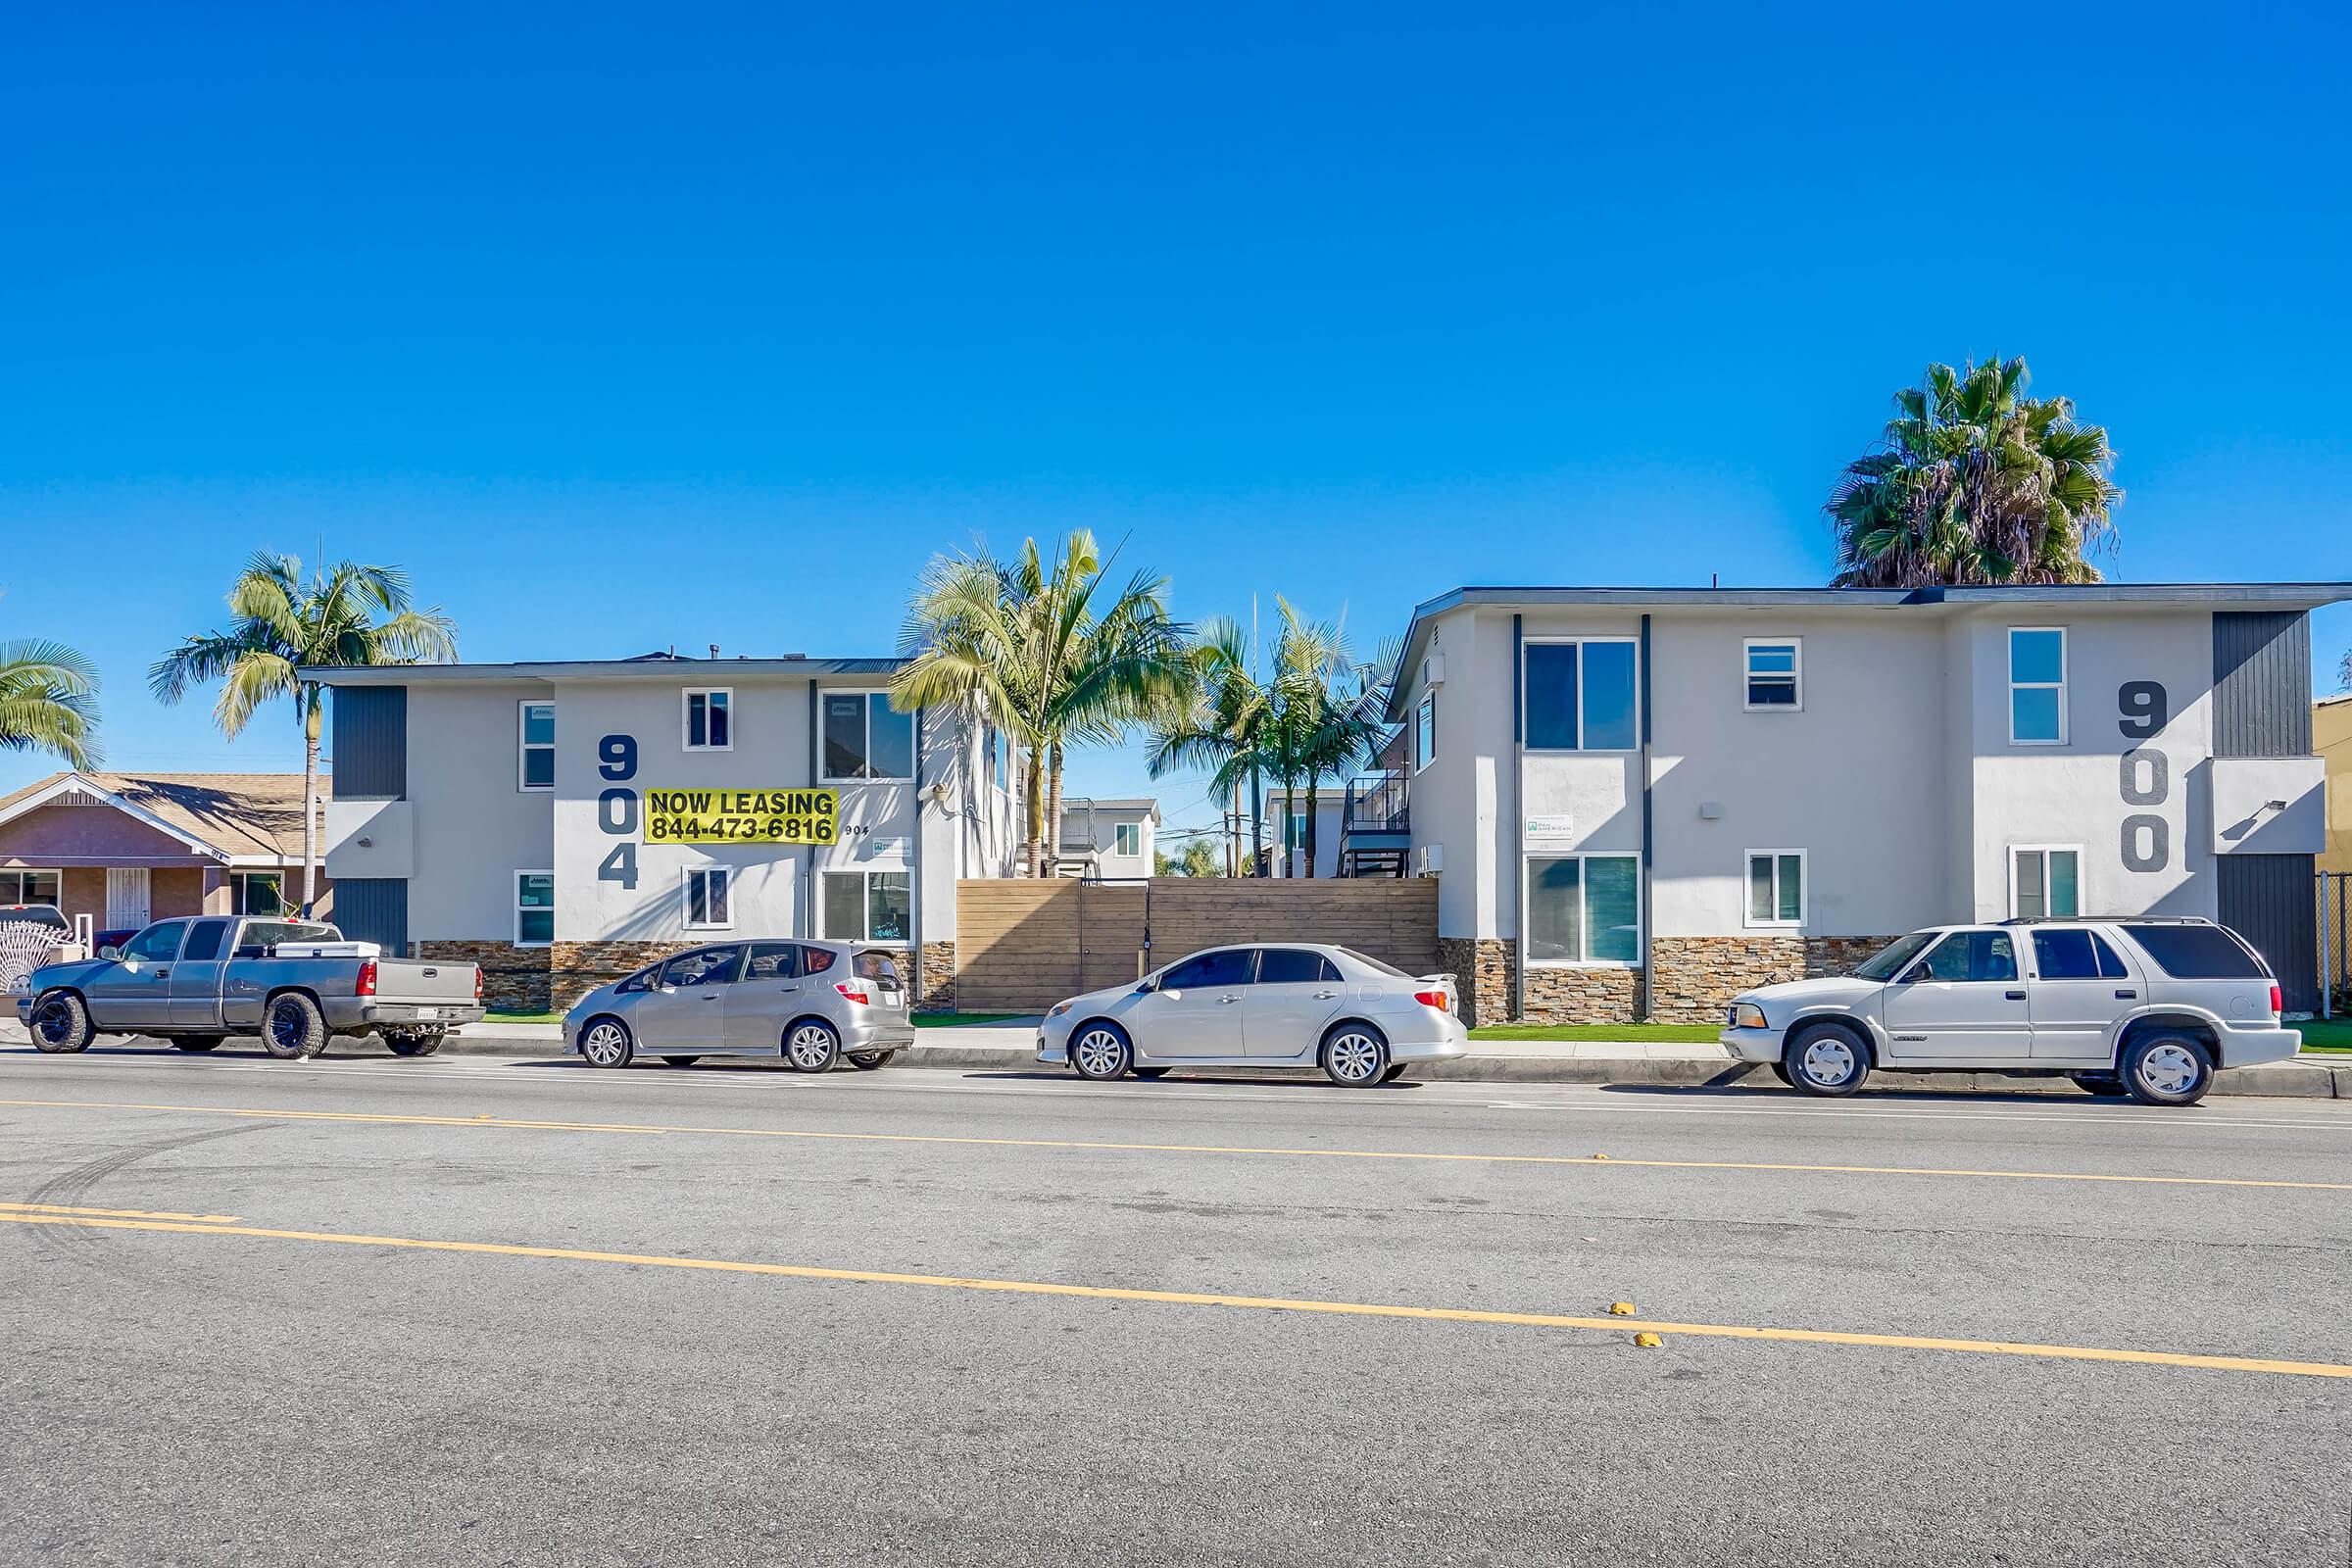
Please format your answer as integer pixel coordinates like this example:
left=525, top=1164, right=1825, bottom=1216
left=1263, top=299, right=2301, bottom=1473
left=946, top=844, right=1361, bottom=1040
left=1414, top=693, right=1437, bottom=770
left=683, top=689, right=732, bottom=751
left=518, top=702, right=555, bottom=789
left=2009, top=628, right=2066, bottom=744
left=1743, top=641, right=1800, bottom=710
left=1525, top=639, right=1638, bottom=752
left=823, top=691, right=915, bottom=780
left=1115, top=822, right=1141, bottom=857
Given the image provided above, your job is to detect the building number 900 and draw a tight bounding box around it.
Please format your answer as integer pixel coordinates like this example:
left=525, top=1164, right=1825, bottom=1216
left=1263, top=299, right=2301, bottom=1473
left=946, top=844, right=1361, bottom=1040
left=597, top=733, right=639, bottom=889
left=2117, top=681, right=2168, bottom=873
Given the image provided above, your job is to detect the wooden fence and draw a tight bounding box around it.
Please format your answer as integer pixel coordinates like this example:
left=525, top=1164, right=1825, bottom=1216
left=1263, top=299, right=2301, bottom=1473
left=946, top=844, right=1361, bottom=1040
left=953, top=877, right=1440, bottom=1013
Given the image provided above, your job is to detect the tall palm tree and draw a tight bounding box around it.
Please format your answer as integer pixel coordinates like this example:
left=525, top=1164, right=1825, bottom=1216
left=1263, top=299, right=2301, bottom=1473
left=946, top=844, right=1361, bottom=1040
left=1263, top=600, right=1392, bottom=879
left=150, top=555, right=458, bottom=915
left=1146, top=615, right=1271, bottom=877
left=1828, top=357, right=2121, bottom=587
left=896, top=531, right=1191, bottom=876
left=0, top=638, right=100, bottom=770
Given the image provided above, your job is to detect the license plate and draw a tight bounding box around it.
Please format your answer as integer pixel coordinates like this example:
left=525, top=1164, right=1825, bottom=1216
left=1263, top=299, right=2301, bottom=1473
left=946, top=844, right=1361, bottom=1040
left=416, top=1007, right=440, bottom=1019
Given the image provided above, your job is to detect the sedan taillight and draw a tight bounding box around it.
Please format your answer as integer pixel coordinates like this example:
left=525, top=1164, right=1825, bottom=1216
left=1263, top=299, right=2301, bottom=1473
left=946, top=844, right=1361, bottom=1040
left=835, top=982, right=869, bottom=1005
left=355, top=959, right=377, bottom=998
left=1413, top=989, right=1449, bottom=1012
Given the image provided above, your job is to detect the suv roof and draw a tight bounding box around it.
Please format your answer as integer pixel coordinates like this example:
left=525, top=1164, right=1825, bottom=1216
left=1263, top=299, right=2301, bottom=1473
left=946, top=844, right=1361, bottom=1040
left=1996, top=915, right=2216, bottom=927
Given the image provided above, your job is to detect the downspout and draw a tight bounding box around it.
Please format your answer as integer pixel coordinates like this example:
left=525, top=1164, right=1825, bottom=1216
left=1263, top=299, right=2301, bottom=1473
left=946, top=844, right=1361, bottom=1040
left=1511, top=613, right=1525, bottom=1025
left=1639, top=613, right=1654, bottom=1023
left=910, top=704, right=924, bottom=975
left=803, top=681, right=817, bottom=939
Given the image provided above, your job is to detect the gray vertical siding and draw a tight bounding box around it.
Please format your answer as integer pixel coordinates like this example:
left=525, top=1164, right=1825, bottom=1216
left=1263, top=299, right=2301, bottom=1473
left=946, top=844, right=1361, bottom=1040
left=334, top=877, right=410, bottom=956
left=2211, top=612, right=2312, bottom=759
left=2217, top=855, right=2318, bottom=1012
left=329, top=686, right=409, bottom=800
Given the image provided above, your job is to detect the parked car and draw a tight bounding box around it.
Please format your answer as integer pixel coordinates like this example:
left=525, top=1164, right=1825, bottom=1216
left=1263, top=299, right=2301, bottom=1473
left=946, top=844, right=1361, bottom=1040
left=1720, top=917, right=2295, bottom=1105
left=564, top=940, right=915, bottom=1070
left=1036, top=943, right=1468, bottom=1087
left=0, top=905, right=74, bottom=1000
left=18, top=916, right=485, bottom=1058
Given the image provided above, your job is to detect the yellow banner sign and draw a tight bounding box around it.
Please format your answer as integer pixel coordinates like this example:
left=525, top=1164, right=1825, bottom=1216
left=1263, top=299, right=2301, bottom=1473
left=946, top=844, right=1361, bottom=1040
left=645, top=789, right=838, bottom=845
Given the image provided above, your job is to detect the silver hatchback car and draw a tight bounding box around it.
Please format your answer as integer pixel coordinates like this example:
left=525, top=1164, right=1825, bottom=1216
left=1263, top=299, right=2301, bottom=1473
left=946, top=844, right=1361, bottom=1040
left=566, top=940, right=915, bottom=1071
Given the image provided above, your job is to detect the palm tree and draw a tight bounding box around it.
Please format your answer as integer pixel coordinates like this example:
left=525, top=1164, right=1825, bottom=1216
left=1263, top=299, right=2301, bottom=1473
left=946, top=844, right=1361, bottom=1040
left=1263, top=601, right=1392, bottom=878
left=1147, top=615, right=1271, bottom=877
left=1828, top=358, right=2121, bottom=587
left=895, top=531, right=1191, bottom=876
left=0, top=638, right=100, bottom=770
left=150, top=555, right=458, bottom=915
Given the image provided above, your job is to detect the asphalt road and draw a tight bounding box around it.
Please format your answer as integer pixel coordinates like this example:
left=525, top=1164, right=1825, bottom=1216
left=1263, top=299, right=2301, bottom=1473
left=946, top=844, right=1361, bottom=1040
left=2, top=1041, right=2348, bottom=1567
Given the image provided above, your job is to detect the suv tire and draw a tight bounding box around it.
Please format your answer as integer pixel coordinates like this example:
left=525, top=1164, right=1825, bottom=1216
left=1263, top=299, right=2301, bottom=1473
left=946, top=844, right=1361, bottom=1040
left=2122, top=1033, right=2214, bottom=1107
left=1784, top=1021, right=1871, bottom=1097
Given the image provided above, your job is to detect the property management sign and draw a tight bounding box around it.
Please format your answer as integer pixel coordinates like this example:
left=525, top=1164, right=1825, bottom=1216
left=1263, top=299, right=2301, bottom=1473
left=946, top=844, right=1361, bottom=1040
left=646, top=789, right=840, bottom=845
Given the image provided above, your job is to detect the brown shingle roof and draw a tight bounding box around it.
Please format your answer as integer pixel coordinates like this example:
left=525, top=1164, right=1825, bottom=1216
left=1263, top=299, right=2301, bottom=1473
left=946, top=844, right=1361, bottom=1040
left=0, top=772, right=327, bottom=860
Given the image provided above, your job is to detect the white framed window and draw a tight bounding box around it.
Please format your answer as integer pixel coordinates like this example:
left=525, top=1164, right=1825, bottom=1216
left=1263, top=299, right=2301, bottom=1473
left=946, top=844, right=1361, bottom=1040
left=2008, top=628, right=2067, bottom=745
left=1742, top=639, right=1801, bottom=710
left=1523, top=638, right=1640, bottom=752
left=682, top=865, right=733, bottom=929
left=1744, top=850, right=1806, bottom=927
left=1114, top=822, right=1142, bottom=858
left=514, top=871, right=554, bottom=947
left=822, top=690, right=915, bottom=781
left=820, top=868, right=910, bottom=942
left=1284, top=810, right=1308, bottom=852
left=1413, top=692, right=1438, bottom=772
left=682, top=688, right=733, bottom=752
left=518, top=701, right=556, bottom=789
left=2010, top=845, right=2082, bottom=919
left=1525, top=854, right=1642, bottom=966
left=989, top=728, right=1008, bottom=793
left=233, top=872, right=284, bottom=917
left=0, top=868, right=62, bottom=906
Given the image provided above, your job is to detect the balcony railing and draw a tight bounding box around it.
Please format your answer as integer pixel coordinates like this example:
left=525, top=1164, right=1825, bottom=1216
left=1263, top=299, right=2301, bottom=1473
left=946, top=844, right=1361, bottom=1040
left=1343, top=770, right=1408, bottom=836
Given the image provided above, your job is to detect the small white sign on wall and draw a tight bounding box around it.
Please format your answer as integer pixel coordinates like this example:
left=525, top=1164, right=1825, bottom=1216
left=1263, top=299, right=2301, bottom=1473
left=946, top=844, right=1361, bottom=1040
left=1524, top=813, right=1576, bottom=845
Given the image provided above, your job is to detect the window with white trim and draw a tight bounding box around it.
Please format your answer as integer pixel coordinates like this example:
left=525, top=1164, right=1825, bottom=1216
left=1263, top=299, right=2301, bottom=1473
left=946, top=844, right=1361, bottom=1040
left=1743, top=640, right=1800, bottom=710
left=1114, top=822, right=1141, bottom=858
left=1524, top=639, right=1639, bottom=752
left=234, top=872, right=284, bottom=917
left=2008, top=628, right=2066, bottom=744
left=1413, top=692, right=1437, bottom=771
left=820, top=868, right=909, bottom=942
left=518, top=701, right=556, bottom=789
left=682, top=689, right=732, bottom=751
left=514, top=871, right=554, bottom=947
left=822, top=691, right=915, bottom=780
left=1744, top=850, right=1805, bottom=926
left=0, top=869, right=62, bottom=906
left=683, top=865, right=732, bottom=929
left=2010, top=846, right=2082, bottom=919
left=1526, top=854, right=1641, bottom=965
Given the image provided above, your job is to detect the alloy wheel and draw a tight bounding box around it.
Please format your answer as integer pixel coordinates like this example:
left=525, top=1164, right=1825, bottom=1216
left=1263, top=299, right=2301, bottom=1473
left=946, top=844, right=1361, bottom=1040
left=787, top=1024, right=838, bottom=1071
left=1325, top=1030, right=1383, bottom=1084
left=1072, top=1027, right=1126, bottom=1078
left=581, top=1021, right=629, bottom=1067
left=32, top=998, right=74, bottom=1046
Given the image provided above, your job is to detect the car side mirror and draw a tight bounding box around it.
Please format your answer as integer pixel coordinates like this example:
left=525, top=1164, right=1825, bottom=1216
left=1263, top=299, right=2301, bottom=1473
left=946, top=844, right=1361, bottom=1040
left=96, top=945, right=122, bottom=960
left=1897, top=964, right=1928, bottom=985
left=655, top=982, right=678, bottom=995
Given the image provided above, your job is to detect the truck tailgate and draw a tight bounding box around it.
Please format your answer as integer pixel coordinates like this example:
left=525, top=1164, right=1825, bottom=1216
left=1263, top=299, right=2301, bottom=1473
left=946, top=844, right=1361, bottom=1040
left=372, top=958, right=479, bottom=1004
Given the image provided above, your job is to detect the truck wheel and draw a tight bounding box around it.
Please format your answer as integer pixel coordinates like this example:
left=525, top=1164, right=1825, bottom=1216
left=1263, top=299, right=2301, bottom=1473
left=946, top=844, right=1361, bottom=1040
left=173, top=1036, right=225, bottom=1053
left=385, top=1030, right=445, bottom=1057
left=2122, top=1034, right=2213, bottom=1106
left=261, top=993, right=328, bottom=1059
left=29, top=992, right=94, bottom=1054
left=1784, top=1021, right=1870, bottom=1097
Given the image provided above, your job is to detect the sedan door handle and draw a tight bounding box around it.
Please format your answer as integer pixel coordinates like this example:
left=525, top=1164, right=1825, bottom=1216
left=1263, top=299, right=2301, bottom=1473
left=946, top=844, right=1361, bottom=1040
left=1313, top=991, right=1339, bottom=1000
left=2004, top=989, right=2027, bottom=1001
left=1218, top=994, right=1241, bottom=1004
left=700, top=992, right=721, bottom=1002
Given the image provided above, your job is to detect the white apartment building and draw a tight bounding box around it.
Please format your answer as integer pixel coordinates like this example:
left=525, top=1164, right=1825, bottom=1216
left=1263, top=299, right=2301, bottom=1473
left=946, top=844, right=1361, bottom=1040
left=1054, top=798, right=1160, bottom=879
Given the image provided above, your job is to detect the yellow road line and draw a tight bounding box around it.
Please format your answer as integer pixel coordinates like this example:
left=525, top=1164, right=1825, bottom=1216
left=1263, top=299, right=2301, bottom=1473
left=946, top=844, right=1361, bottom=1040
left=0, top=1200, right=240, bottom=1223
left=0, top=1209, right=2341, bottom=1380
left=2, top=1095, right=2347, bottom=1193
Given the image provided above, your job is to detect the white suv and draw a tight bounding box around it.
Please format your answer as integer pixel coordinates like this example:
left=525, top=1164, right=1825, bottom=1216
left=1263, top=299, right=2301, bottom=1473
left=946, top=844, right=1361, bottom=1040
left=1720, top=918, right=2294, bottom=1106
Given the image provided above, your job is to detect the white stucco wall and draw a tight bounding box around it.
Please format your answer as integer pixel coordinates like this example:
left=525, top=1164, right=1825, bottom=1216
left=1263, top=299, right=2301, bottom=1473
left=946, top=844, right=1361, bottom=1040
left=403, top=682, right=556, bottom=942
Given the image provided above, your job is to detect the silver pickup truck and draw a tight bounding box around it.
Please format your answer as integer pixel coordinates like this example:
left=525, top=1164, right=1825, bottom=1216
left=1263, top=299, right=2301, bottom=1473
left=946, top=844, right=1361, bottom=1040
left=17, top=915, right=484, bottom=1059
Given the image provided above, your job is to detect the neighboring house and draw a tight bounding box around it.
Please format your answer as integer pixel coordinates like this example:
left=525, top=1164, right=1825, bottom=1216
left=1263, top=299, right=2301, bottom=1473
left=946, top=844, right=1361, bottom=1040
left=1384, top=583, right=2343, bottom=1025
left=0, top=771, right=329, bottom=936
left=1054, top=798, right=1159, bottom=880
left=1263, top=789, right=1348, bottom=879
left=305, top=653, right=1021, bottom=1011
left=2319, top=692, right=2352, bottom=873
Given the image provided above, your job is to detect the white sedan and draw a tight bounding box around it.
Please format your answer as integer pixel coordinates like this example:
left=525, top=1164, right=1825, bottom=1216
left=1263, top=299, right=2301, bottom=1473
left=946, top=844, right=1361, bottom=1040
left=1036, top=943, right=1469, bottom=1087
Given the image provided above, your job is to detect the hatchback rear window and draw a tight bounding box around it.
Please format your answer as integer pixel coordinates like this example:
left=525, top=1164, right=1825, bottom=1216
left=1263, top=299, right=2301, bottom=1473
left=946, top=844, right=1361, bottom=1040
left=2119, top=924, right=2268, bottom=979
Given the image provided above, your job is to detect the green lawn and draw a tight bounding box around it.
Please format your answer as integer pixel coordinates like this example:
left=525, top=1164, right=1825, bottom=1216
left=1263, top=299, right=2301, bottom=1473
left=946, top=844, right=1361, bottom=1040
left=2296, top=1019, right=2352, bottom=1053
left=916, top=1012, right=1030, bottom=1028
left=484, top=1009, right=563, bottom=1024
left=1469, top=1022, right=1725, bottom=1043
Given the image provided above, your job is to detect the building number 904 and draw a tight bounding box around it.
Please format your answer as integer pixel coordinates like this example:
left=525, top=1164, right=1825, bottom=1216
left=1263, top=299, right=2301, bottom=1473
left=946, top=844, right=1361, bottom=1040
left=597, top=733, right=640, bottom=890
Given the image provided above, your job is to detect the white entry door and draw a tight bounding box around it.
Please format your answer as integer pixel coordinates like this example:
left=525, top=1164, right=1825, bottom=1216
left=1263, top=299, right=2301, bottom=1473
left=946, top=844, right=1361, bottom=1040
left=106, top=867, right=152, bottom=930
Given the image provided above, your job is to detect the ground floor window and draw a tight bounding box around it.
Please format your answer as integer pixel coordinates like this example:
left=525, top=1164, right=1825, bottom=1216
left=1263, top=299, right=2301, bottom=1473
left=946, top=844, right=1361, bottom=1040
left=1744, top=850, right=1804, bottom=927
left=1526, top=855, right=1641, bottom=965
left=515, top=871, right=554, bottom=946
left=234, top=872, right=284, bottom=916
left=1, top=869, right=61, bottom=906
left=683, top=865, right=732, bottom=930
left=821, top=868, right=909, bottom=943
left=2010, top=846, right=2081, bottom=919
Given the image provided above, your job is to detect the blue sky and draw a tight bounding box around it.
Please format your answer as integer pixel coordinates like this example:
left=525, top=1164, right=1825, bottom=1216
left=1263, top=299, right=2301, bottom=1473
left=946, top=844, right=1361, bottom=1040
left=4, top=3, right=2348, bottom=838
